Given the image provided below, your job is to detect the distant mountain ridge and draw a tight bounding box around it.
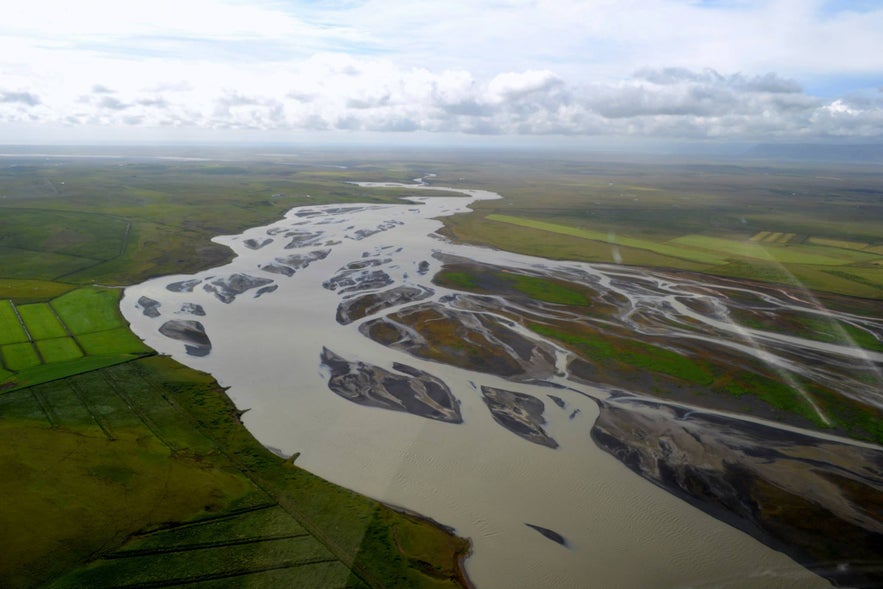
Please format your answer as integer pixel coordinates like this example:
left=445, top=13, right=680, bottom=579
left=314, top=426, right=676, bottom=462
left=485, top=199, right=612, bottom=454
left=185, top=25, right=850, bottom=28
left=746, top=143, right=883, bottom=162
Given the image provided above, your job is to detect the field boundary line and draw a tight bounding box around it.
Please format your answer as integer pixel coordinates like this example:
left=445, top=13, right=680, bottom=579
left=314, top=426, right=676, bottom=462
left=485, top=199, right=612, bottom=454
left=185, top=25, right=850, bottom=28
left=8, top=301, right=43, bottom=364
left=29, top=388, right=57, bottom=427
left=120, top=222, right=131, bottom=256
left=130, top=361, right=386, bottom=589
left=52, top=220, right=133, bottom=281
left=101, top=370, right=178, bottom=452
left=205, top=449, right=385, bottom=589
left=0, top=242, right=103, bottom=263
left=105, top=557, right=340, bottom=589
left=67, top=379, right=115, bottom=440
left=136, top=503, right=278, bottom=535
left=0, top=353, right=153, bottom=396
left=46, top=303, right=87, bottom=356
left=104, top=532, right=312, bottom=558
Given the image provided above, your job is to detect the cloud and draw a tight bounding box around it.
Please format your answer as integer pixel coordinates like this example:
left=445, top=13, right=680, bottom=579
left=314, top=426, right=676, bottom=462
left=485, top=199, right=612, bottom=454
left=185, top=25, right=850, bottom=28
left=590, top=69, right=815, bottom=121
left=98, top=96, right=129, bottom=110
left=1, top=1, right=882, bottom=142
left=1, top=58, right=880, bottom=140
left=487, top=71, right=564, bottom=102
left=634, top=67, right=726, bottom=86
left=1, top=91, right=40, bottom=106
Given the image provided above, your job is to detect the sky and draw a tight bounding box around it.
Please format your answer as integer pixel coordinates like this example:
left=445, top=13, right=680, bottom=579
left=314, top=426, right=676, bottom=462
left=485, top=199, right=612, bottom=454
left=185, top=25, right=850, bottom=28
left=1, top=0, right=882, bottom=145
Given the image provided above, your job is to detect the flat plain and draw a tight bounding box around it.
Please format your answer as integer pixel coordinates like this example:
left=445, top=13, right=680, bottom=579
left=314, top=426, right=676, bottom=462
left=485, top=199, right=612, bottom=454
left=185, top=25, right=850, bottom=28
left=0, top=147, right=881, bottom=588
left=434, top=154, right=883, bottom=299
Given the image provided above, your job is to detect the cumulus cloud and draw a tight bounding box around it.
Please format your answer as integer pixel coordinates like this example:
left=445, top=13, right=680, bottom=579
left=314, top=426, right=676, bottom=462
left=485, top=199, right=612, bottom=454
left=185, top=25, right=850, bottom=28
left=1, top=0, right=882, bottom=142
left=2, top=58, right=880, bottom=140
left=98, top=96, right=129, bottom=110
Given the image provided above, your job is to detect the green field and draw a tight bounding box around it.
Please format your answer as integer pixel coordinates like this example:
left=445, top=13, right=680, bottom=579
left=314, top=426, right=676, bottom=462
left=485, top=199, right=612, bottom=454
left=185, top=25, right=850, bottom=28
left=16, top=303, right=67, bottom=339
left=0, top=279, right=75, bottom=303
left=487, top=214, right=729, bottom=264
left=77, top=327, right=152, bottom=356
left=481, top=215, right=883, bottom=297
left=0, top=287, right=151, bottom=391
left=671, top=234, right=879, bottom=265
left=438, top=155, right=883, bottom=298
left=0, top=301, right=28, bottom=345
left=1, top=342, right=41, bottom=371
left=530, top=323, right=715, bottom=386
left=35, top=337, right=83, bottom=363
left=51, top=287, right=125, bottom=333
left=506, top=273, right=590, bottom=305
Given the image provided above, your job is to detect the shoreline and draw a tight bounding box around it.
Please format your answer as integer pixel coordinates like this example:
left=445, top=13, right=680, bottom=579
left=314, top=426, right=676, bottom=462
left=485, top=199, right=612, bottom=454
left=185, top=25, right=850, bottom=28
left=381, top=501, right=476, bottom=589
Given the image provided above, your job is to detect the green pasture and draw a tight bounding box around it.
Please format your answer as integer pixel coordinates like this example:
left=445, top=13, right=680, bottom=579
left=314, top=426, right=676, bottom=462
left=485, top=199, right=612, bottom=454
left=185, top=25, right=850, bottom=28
left=0, top=279, right=74, bottom=303
left=488, top=214, right=882, bottom=269
left=35, top=337, right=83, bottom=363
left=1, top=342, right=41, bottom=371
left=435, top=267, right=591, bottom=307
left=16, top=303, right=67, bottom=339
left=807, top=237, right=871, bottom=251
left=487, top=215, right=729, bottom=264
left=0, top=209, right=128, bottom=260
left=0, top=301, right=28, bottom=344
left=51, top=287, right=125, bottom=333
left=479, top=213, right=883, bottom=298
left=76, top=327, right=152, bottom=356
left=671, top=235, right=880, bottom=265
left=0, top=246, right=97, bottom=281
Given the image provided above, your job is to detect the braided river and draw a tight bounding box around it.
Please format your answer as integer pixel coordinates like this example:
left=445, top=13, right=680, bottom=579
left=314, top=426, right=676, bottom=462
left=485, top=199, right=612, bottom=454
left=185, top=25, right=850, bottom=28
left=122, top=181, right=883, bottom=588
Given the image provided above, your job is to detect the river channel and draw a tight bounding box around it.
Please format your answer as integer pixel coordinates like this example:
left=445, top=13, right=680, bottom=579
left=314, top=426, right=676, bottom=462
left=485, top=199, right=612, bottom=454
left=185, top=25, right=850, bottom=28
left=121, top=181, right=882, bottom=588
